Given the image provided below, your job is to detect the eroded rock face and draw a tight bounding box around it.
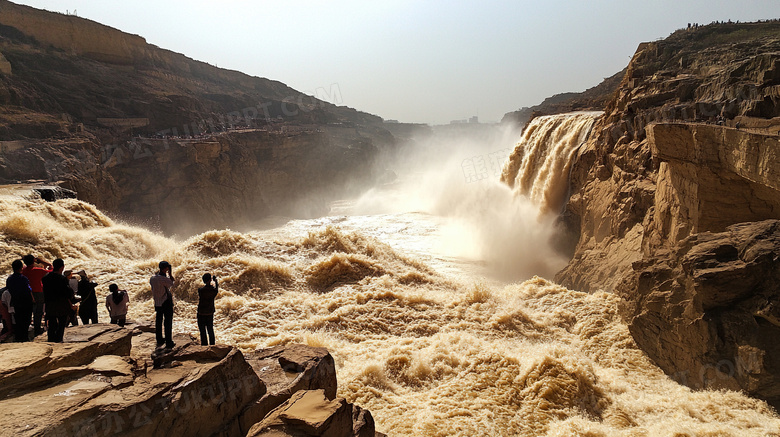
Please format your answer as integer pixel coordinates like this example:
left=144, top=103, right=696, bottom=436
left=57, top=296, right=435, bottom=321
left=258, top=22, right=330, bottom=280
left=0, top=51, right=10, bottom=75
left=617, top=220, right=780, bottom=408
left=0, top=324, right=364, bottom=437
left=550, top=22, right=780, bottom=406
left=237, top=344, right=339, bottom=432
left=82, top=128, right=377, bottom=234
left=645, top=123, right=780, bottom=251
left=558, top=23, right=780, bottom=293
left=247, top=389, right=375, bottom=437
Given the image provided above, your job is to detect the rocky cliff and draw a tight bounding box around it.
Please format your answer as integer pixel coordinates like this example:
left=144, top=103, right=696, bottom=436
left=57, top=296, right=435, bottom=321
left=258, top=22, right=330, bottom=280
left=0, top=127, right=380, bottom=234
left=0, top=0, right=393, bottom=232
left=617, top=219, right=780, bottom=408
left=0, top=324, right=377, bottom=437
left=549, top=21, right=780, bottom=406
left=0, top=0, right=381, bottom=132
left=557, top=21, right=780, bottom=292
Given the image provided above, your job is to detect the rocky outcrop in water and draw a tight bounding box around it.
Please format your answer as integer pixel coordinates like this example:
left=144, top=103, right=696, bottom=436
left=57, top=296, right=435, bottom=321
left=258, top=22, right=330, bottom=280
left=0, top=324, right=376, bottom=436
left=247, top=390, right=376, bottom=437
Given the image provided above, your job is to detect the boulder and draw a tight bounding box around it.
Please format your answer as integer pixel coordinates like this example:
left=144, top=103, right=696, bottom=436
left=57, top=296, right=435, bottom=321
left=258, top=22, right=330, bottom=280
left=235, top=344, right=339, bottom=434
left=246, top=389, right=375, bottom=437
left=617, top=219, right=780, bottom=408
left=32, top=185, right=77, bottom=201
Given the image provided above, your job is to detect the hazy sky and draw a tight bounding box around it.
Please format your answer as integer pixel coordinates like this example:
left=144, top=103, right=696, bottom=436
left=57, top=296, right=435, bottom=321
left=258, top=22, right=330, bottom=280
left=12, top=0, right=780, bottom=124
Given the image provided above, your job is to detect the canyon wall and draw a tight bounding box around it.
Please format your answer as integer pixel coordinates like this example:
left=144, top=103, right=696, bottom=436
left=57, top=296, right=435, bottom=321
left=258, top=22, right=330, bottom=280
left=0, top=0, right=392, bottom=233
left=558, top=22, right=780, bottom=293
left=0, top=0, right=149, bottom=65
left=550, top=22, right=780, bottom=406
left=0, top=127, right=379, bottom=234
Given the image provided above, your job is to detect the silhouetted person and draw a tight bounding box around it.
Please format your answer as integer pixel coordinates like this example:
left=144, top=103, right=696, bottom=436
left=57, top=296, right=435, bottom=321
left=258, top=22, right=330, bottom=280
left=106, top=284, right=129, bottom=327
left=197, top=273, right=219, bottom=346
left=150, top=261, right=175, bottom=349
left=21, top=254, right=52, bottom=336
left=42, top=259, right=71, bottom=343
left=7, top=260, right=33, bottom=342
left=77, top=271, right=98, bottom=324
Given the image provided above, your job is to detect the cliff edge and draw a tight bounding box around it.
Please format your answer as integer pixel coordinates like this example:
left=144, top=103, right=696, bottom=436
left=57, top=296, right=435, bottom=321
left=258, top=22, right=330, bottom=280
left=0, top=324, right=378, bottom=436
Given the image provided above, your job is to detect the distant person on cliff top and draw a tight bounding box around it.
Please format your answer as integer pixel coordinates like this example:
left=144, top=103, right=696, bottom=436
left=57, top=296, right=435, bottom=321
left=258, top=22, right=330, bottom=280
left=41, top=259, right=71, bottom=343
left=21, top=254, right=52, bottom=336
left=150, top=261, right=176, bottom=349
left=7, top=260, right=33, bottom=342
left=106, top=284, right=129, bottom=327
left=197, top=273, right=219, bottom=346
left=77, top=270, right=99, bottom=324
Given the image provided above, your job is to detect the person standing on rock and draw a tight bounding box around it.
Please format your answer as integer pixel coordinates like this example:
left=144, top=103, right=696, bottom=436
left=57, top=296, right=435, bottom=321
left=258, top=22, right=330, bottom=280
left=197, top=273, right=219, bottom=346
left=106, top=284, right=129, bottom=327
left=0, top=286, right=13, bottom=341
left=21, top=254, right=52, bottom=337
left=77, top=270, right=99, bottom=324
left=41, top=259, right=72, bottom=343
left=63, top=270, right=80, bottom=327
left=151, top=261, right=176, bottom=349
left=7, top=260, right=34, bottom=342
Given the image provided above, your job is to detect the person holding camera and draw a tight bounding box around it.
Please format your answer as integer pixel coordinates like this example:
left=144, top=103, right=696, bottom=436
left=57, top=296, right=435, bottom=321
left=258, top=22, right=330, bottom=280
left=197, top=273, right=219, bottom=346
left=150, top=261, right=176, bottom=349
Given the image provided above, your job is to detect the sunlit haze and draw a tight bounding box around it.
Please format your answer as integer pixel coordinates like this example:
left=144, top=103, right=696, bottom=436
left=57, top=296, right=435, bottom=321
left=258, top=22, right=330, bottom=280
left=11, top=0, right=780, bottom=124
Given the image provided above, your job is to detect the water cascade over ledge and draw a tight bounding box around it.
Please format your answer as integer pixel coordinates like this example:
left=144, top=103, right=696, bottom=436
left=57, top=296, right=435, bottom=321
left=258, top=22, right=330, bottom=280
left=501, top=112, right=602, bottom=215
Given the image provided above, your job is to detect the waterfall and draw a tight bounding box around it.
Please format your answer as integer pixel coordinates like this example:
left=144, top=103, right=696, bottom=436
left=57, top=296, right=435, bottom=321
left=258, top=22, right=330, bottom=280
left=501, top=112, right=601, bottom=215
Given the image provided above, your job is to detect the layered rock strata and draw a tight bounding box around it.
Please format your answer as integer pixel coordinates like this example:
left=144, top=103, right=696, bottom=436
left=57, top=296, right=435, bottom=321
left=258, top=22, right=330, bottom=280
left=559, top=22, right=780, bottom=293
left=550, top=22, right=780, bottom=405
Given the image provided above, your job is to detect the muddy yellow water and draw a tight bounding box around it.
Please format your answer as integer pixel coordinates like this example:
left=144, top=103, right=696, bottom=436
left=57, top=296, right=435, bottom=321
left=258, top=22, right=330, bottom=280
left=1, top=195, right=778, bottom=436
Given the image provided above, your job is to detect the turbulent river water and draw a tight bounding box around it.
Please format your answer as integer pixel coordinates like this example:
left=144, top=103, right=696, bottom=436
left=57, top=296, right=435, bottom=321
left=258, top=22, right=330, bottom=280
left=1, top=113, right=779, bottom=436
